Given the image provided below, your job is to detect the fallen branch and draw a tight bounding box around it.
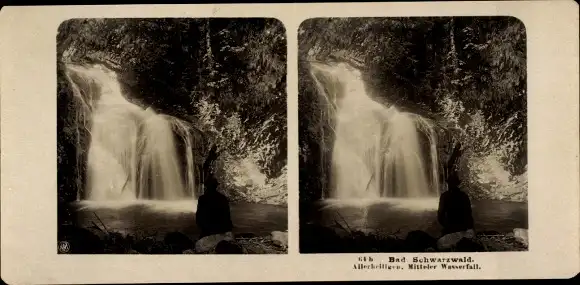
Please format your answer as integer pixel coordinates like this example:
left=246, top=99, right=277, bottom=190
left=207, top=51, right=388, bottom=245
left=334, top=210, right=353, bottom=234
left=333, top=218, right=351, bottom=235
left=93, top=212, right=110, bottom=235
left=90, top=221, right=107, bottom=234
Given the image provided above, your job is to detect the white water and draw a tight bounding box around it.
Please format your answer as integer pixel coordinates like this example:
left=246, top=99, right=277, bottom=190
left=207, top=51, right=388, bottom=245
left=65, top=63, right=198, bottom=202
left=309, top=61, right=440, bottom=200
left=321, top=197, right=440, bottom=212
left=75, top=199, right=198, bottom=214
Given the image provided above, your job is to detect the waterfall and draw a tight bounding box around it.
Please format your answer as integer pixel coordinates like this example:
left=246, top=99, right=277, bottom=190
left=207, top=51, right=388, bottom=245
left=309, top=60, right=440, bottom=200
left=64, top=63, right=198, bottom=201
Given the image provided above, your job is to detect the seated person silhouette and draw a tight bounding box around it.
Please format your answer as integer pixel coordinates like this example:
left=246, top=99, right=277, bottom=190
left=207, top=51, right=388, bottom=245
left=437, top=172, right=474, bottom=236
left=195, top=174, right=234, bottom=239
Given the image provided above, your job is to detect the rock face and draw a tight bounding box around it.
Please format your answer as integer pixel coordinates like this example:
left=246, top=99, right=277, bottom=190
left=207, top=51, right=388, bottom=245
left=195, top=231, right=235, bottom=254
left=271, top=231, right=288, bottom=249
left=436, top=229, right=475, bottom=251
left=513, top=228, right=528, bottom=247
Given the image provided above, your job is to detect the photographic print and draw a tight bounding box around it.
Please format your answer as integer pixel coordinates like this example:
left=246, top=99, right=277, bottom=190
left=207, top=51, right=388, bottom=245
left=298, top=17, right=528, bottom=253
left=57, top=18, right=288, bottom=254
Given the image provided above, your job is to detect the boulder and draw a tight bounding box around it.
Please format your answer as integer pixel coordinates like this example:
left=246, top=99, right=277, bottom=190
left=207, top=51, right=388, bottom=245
left=164, top=232, right=194, bottom=254
left=195, top=232, right=234, bottom=254
left=271, top=231, right=288, bottom=249
left=405, top=230, right=437, bottom=252
left=455, top=237, right=485, bottom=252
left=214, top=240, right=245, bottom=254
left=182, top=249, right=196, bottom=254
left=436, top=229, right=475, bottom=251
left=513, top=228, right=528, bottom=247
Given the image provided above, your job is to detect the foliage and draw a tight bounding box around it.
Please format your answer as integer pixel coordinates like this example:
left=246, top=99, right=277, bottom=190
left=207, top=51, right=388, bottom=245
left=57, top=18, right=287, bottom=205
left=195, top=98, right=287, bottom=204
left=298, top=17, right=526, bottom=202
left=440, top=96, right=527, bottom=201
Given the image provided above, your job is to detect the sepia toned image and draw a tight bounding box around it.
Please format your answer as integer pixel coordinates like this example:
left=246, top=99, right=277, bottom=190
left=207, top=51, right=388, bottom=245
left=56, top=18, right=288, bottom=255
left=298, top=17, right=529, bottom=253
left=1, top=2, right=578, bottom=283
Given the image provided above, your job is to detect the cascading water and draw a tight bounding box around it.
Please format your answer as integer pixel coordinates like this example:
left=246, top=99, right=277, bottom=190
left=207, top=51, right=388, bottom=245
left=309, top=61, right=440, bottom=201
left=64, top=63, right=199, bottom=203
